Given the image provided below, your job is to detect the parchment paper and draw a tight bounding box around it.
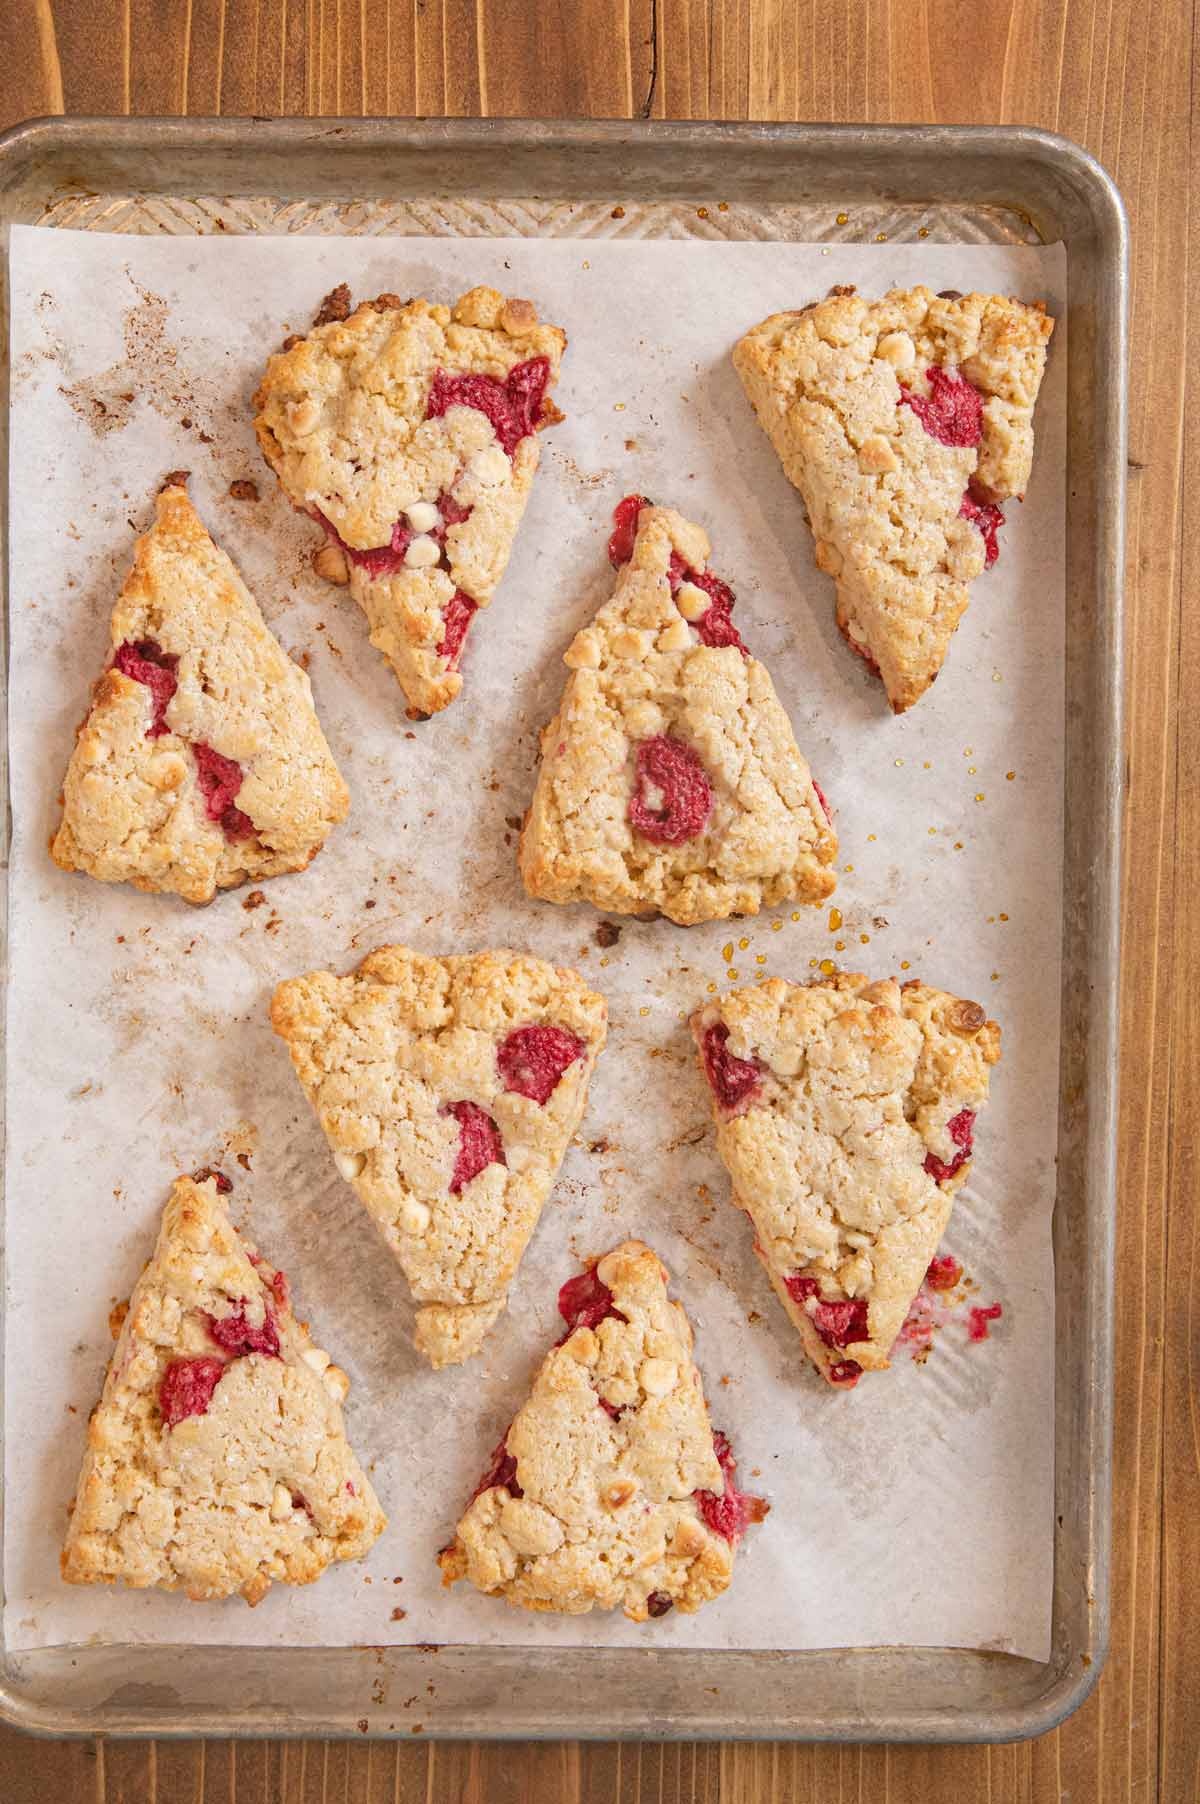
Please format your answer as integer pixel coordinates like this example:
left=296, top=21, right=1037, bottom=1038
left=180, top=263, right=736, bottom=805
left=4, top=227, right=1065, bottom=1660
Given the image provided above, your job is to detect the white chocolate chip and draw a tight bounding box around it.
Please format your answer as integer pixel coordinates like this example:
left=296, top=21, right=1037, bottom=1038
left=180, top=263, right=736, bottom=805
left=639, top=1357, right=676, bottom=1397
left=466, top=445, right=510, bottom=490
left=333, top=1150, right=365, bottom=1183
left=400, top=1199, right=431, bottom=1235
left=403, top=534, right=441, bottom=569
left=323, top=1364, right=350, bottom=1403
left=624, top=700, right=662, bottom=738
left=270, top=1482, right=293, bottom=1522
left=147, top=754, right=186, bottom=792
left=675, top=581, right=710, bottom=622
left=564, top=629, right=601, bottom=670
left=656, top=619, right=692, bottom=653
left=877, top=330, right=915, bottom=371
left=286, top=397, right=320, bottom=436
left=406, top=501, right=441, bottom=534
left=610, top=626, right=649, bottom=660
left=857, top=433, right=898, bottom=475
left=312, top=542, right=350, bottom=585
left=302, top=1345, right=332, bottom=1374
left=595, top=1253, right=620, bottom=1287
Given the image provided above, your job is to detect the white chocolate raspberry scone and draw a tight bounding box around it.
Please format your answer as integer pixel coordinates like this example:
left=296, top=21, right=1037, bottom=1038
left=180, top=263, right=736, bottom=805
left=253, top=284, right=566, bottom=717
left=438, top=1240, right=767, bottom=1620
left=518, top=496, right=837, bottom=926
left=61, top=1174, right=385, bottom=1605
left=50, top=479, right=349, bottom=905
left=270, top=946, right=607, bottom=1369
left=733, top=285, right=1054, bottom=712
left=692, top=974, right=1001, bottom=1388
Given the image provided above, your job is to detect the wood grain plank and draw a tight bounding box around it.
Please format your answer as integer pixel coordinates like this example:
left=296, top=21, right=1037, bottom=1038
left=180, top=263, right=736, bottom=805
left=0, top=0, right=65, bottom=119
left=1160, top=5, right=1200, bottom=1794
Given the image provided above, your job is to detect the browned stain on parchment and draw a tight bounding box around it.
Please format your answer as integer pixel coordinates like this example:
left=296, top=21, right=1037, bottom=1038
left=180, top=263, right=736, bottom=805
left=59, top=278, right=210, bottom=438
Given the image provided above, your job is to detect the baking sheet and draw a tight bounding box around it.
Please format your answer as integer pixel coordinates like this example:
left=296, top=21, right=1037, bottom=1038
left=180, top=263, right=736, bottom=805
left=4, top=227, right=1065, bottom=1661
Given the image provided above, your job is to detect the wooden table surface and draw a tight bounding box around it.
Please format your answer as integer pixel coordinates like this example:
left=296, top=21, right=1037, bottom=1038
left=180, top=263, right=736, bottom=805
left=0, top=1, right=1190, bottom=1799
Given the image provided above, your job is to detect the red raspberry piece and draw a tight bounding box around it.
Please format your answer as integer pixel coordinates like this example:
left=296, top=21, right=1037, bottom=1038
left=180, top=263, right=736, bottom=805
left=608, top=493, right=651, bottom=565
left=646, top=1591, right=675, bottom=1618
left=598, top=1397, right=624, bottom=1420
left=843, top=627, right=882, bottom=678
left=688, top=569, right=747, bottom=653
left=425, top=356, right=552, bottom=458
left=441, top=1099, right=506, bottom=1194
left=784, top=1274, right=869, bottom=1348
left=959, top=486, right=1005, bottom=566
left=694, top=1431, right=769, bottom=1543
left=557, top=1267, right=623, bottom=1334
left=968, top=1302, right=1003, bottom=1342
left=924, top=1108, right=976, bottom=1183
left=193, top=1166, right=232, bottom=1194
left=828, top=1360, right=863, bottom=1387
left=159, top=1355, right=226, bottom=1427
left=204, top=1300, right=281, bottom=1359
left=435, top=489, right=473, bottom=528
left=291, top=1490, right=315, bottom=1519
left=608, top=499, right=747, bottom=651
left=628, top=735, right=713, bottom=845
left=925, top=1254, right=963, bottom=1292
left=699, top=1022, right=762, bottom=1113
left=193, top=743, right=255, bottom=840
left=312, top=507, right=414, bottom=577
left=497, top=1024, right=585, bottom=1105
left=437, top=591, right=477, bottom=668
left=812, top=780, right=831, bottom=822
left=468, top=1435, right=523, bottom=1504
left=898, top=366, right=984, bottom=447
left=113, top=638, right=179, bottom=738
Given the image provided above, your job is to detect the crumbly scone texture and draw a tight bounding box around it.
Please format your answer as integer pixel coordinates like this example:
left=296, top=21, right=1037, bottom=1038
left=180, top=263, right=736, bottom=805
left=270, top=946, right=607, bottom=1368
left=438, top=1241, right=745, bottom=1620
left=692, top=974, right=1001, bottom=1380
left=254, top=285, right=566, bottom=716
left=50, top=483, right=349, bottom=905
left=61, top=1176, right=385, bottom=1604
left=518, top=503, right=837, bottom=925
left=733, top=285, right=1054, bottom=712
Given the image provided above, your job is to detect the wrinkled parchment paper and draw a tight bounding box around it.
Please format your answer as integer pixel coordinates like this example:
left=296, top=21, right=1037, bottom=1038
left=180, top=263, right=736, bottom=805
left=5, top=228, right=1065, bottom=1659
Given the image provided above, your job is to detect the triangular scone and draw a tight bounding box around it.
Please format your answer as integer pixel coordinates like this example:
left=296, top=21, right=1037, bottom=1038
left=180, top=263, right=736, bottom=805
left=51, top=480, right=349, bottom=905
left=518, top=496, right=837, bottom=926
left=254, top=284, right=566, bottom=717
left=62, top=1175, right=385, bottom=1604
left=438, top=1240, right=767, bottom=1620
left=733, top=286, right=1054, bottom=711
left=270, top=946, right=607, bottom=1368
left=692, top=974, right=1001, bottom=1388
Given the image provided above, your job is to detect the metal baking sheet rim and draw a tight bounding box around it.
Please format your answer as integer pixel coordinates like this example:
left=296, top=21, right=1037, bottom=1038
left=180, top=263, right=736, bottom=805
left=0, top=116, right=1126, bottom=1745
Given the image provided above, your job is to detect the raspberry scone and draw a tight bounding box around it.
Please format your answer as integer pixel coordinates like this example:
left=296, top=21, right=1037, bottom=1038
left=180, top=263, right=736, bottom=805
left=51, top=479, right=349, bottom=905
left=270, top=946, right=607, bottom=1368
left=692, top=973, right=1001, bottom=1388
left=438, top=1240, right=767, bottom=1620
left=732, top=286, right=1054, bottom=711
left=61, top=1174, right=385, bottom=1604
left=253, top=284, right=566, bottom=717
left=518, top=496, right=837, bottom=926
